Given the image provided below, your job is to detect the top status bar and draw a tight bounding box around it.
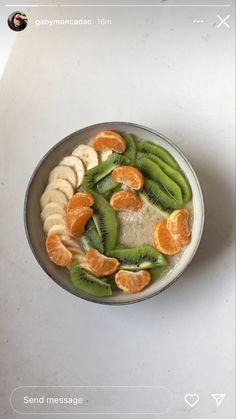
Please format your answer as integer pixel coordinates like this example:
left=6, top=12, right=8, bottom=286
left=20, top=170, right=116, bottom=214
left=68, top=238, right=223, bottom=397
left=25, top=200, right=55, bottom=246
left=4, top=4, right=232, bottom=7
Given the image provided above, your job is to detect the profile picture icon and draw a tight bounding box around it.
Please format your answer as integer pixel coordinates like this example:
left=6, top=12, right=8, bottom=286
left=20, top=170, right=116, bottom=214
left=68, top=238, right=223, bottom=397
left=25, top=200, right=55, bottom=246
left=8, top=11, right=28, bottom=32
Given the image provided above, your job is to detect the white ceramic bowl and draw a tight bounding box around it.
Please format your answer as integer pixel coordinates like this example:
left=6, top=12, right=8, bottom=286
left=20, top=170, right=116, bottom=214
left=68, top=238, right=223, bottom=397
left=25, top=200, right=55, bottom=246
left=24, top=122, right=204, bottom=304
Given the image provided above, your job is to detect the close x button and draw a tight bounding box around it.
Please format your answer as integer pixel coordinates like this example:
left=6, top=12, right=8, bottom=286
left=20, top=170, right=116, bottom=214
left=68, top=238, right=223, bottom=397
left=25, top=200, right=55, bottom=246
left=217, top=14, right=231, bottom=29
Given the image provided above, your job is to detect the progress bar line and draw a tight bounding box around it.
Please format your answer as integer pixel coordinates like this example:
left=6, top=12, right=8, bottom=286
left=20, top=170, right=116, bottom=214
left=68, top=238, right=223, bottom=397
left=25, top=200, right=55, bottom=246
left=4, top=4, right=232, bottom=7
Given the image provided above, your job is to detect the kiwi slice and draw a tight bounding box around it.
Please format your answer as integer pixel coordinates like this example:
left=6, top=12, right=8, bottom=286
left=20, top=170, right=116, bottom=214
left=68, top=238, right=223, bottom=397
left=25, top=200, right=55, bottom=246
left=83, top=153, right=127, bottom=191
left=137, top=140, right=179, bottom=170
left=107, top=245, right=167, bottom=270
left=150, top=266, right=167, bottom=281
left=137, top=157, right=183, bottom=208
left=138, top=152, right=192, bottom=202
left=90, top=190, right=118, bottom=254
left=102, top=274, right=120, bottom=292
left=70, top=264, right=112, bottom=297
left=96, top=173, right=118, bottom=194
left=102, top=184, right=123, bottom=201
left=122, top=133, right=137, bottom=165
left=140, top=178, right=177, bottom=217
left=80, top=218, right=104, bottom=253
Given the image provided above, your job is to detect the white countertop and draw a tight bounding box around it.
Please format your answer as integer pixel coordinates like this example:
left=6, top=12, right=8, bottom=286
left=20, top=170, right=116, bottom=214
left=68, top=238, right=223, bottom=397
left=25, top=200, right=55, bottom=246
left=0, top=1, right=235, bottom=418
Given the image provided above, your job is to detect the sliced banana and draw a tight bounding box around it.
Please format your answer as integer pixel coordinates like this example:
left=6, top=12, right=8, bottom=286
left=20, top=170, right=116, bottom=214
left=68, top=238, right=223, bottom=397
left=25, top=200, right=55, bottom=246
left=40, top=189, right=68, bottom=210
left=61, top=234, right=77, bottom=246
left=47, top=223, right=69, bottom=236
left=100, top=149, right=113, bottom=162
left=45, top=179, right=74, bottom=200
left=72, top=144, right=98, bottom=170
left=43, top=214, right=66, bottom=235
left=66, top=246, right=87, bottom=262
left=67, top=259, right=93, bottom=272
left=41, top=203, right=66, bottom=223
left=79, top=261, right=94, bottom=273
left=71, top=254, right=93, bottom=272
left=67, top=250, right=88, bottom=265
left=63, top=238, right=85, bottom=256
left=60, top=234, right=80, bottom=248
left=60, top=156, right=85, bottom=187
left=48, top=165, right=77, bottom=189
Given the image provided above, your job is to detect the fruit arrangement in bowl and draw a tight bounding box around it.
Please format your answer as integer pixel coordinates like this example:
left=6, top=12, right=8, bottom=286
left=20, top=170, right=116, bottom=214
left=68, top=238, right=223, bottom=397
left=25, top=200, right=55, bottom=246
left=25, top=122, right=204, bottom=304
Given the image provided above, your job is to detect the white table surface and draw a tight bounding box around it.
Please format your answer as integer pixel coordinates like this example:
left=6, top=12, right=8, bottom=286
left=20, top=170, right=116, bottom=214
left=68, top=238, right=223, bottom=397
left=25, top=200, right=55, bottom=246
left=0, top=1, right=235, bottom=418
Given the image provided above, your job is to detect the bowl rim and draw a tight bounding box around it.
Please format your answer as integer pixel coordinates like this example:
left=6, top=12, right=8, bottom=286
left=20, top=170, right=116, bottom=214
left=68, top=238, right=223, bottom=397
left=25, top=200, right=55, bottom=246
left=24, top=121, right=205, bottom=305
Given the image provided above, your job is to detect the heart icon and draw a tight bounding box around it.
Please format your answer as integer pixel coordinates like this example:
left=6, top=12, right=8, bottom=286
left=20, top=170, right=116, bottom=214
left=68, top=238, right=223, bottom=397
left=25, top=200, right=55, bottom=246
left=184, top=393, right=200, bottom=407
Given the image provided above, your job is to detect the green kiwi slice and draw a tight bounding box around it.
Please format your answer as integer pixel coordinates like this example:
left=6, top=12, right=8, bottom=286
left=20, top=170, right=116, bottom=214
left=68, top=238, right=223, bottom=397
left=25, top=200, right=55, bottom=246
left=96, top=173, right=118, bottom=194
left=107, top=245, right=167, bottom=270
left=140, top=178, right=177, bottom=217
left=137, top=140, right=179, bottom=170
left=80, top=218, right=104, bottom=253
left=102, top=184, right=123, bottom=201
left=102, top=274, right=120, bottom=292
left=137, top=157, right=183, bottom=208
left=122, top=133, right=137, bottom=165
left=70, top=265, right=112, bottom=296
left=90, top=190, right=118, bottom=254
left=83, top=153, right=127, bottom=191
left=150, top=266, right=167, bottom=281
left=138, top=152, right=192, bottom=202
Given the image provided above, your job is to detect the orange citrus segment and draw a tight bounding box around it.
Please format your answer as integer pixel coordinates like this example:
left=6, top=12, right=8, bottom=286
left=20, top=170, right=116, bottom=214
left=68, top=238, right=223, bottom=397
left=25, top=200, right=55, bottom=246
left=167, top=209, right=191, bottom=245
left=110, top=190, right=142, bottom=211
left=46, top=233, right=72, bottom=266
left=111, top=166, right=144, bottom=190
left=86, top=248, right=120, bottom=276
left=92, top=130, right=126, bottom=153
left=66, top=207, right=93, bottom=236
left=153, top=220, right=181, bottom=255
left=115, top=270, right=151, bottom=293
left=67, top=192, right=94, bottom=212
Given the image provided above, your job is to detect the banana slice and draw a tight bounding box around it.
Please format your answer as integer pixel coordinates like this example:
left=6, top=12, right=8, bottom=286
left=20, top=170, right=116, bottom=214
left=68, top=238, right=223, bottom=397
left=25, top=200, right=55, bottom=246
left=47, top=223, right=69, bottom=236
left=41, top=203, right=66, bottom=223
left=43, top=214, right=66, bottom=234
left=45, top=179, right=74, bottom=200
left=79, top=261, right=94, bottom=273
left=60, top=156, right=85, bottom=187
left=71, top=254, right=93, bottom=272
left=60, top=234, right=83, bottom=251
left=100, top=149, right=113, bottom=162
left=67, top=257, right=93, bottom=273
left=66, top=246, right=87, bottom=262
left=68, top=249, right=88, bottom=264
left=49, top=165, right=77, bottom=189
left=72, top=144, right=98, bottom=170
left=40, top=189, right=68, bottom=210
left=65, top=242, right=93, bottom=272
left=61, top=236, right=90, bottom=268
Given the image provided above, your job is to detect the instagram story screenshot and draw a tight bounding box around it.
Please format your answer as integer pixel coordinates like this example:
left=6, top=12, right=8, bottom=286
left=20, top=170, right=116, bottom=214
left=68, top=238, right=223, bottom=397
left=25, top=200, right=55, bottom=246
left=0, top=0, right=235, bottom=418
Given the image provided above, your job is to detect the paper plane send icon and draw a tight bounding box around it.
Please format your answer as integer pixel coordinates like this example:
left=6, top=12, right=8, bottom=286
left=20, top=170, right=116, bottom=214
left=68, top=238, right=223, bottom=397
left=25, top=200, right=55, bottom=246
left=211, top=394, right=226, bottom=407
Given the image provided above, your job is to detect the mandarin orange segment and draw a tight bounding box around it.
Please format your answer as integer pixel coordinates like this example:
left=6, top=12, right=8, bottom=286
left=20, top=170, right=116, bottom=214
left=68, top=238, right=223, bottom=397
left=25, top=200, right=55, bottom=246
left=115, top=270, right=151, bottom=293
left=92, top=130, right=126, bottom=153
left=86, top=248, right=120, bottom=276
left=46, top=233, right=72, bottom=266
left=66, top=206, right=93, bottom=236
left=110, top=190, right=142, bottom=211
left=67, top=192, right=94, bottom=212
left=167, top=209, right=191, bottom=245
left=111, top=166, right=144, bottom=190
left=153, top=220, right=181, bottom=255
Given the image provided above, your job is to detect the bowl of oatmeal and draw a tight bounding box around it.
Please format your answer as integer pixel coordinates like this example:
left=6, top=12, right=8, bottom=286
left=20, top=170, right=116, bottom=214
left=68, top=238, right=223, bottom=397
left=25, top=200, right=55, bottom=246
left=24, top=122, right=204, bottom=304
